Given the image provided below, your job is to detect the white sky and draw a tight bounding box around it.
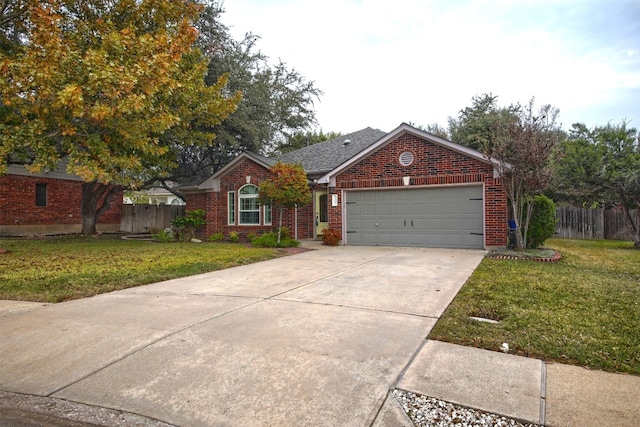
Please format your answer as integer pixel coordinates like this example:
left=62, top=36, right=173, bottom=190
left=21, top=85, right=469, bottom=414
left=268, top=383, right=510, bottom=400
left=222, top=0, right=640, bottom=134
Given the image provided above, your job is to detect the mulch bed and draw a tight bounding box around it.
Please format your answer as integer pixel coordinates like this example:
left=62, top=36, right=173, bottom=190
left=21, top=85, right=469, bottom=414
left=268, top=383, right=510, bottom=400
left=276, top=247, right=315, bottom=256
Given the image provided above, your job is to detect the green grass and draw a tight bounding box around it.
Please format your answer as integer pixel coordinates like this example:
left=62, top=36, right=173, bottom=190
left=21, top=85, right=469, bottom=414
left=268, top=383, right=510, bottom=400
left=429, top=238, right=640, bottom=375
left=0, top=235, right=285, bottom=303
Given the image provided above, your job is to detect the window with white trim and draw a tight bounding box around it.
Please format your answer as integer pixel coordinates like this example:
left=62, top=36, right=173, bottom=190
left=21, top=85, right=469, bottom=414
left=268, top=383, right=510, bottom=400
left=264, top=202, right=272, bottom=225
left=239, top=184, right=260, bottom=225
left=227, top=191, right=235, bottom=225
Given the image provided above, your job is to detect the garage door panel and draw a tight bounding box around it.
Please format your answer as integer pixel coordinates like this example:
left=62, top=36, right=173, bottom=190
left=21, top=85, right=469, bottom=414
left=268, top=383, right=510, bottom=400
left=346, top=186, right=484, bottom=249
left=393, top=203, right=410, bottom=216
left=377, top=204, right=393, bottom=216
left=391, top=218, right=408, bottom=230
left=360, top=191, right=378, bottom=202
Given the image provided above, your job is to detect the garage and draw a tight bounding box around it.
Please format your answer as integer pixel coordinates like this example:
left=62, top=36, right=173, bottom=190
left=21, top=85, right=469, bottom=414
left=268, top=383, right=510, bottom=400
left=345, top=185, right=484, bottom=248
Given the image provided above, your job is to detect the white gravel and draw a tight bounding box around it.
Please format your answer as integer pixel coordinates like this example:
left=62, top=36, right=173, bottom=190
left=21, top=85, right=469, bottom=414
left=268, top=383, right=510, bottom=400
left=393, top=389, right=541, bottom=427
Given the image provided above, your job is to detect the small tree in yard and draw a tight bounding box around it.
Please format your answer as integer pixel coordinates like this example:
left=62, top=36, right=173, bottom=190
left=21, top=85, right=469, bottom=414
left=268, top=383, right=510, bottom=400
left=486, top=99, right=562, bottom=250
left=258, top=162, right=311, bottom=245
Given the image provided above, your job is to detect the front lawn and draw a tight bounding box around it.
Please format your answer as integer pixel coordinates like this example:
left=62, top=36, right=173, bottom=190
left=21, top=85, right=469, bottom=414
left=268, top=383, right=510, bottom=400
left=429, top=238, right=640, bottom=375
left=0, top=235, right=285, bottom=303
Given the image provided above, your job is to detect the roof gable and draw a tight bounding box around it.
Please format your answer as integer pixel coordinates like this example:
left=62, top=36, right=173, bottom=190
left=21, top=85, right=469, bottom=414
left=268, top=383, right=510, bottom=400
left=189, top=152, right=275, bottom=192
left=318, top=123, right=497, bottom=184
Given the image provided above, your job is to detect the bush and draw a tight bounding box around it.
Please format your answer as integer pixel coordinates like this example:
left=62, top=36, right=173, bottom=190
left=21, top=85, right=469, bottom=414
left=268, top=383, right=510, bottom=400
left=208, top=232, right=224, bottom=242
left=525, top=195, right=557, bottom=249
left=172, top=209, right=206, bottom=241
left=246, top=232, right=257, bottom=242
left=154, top=229, right=174, bottom=243
left=251, top=231, right=300, bottom=248
left=321, top=228, right=341, bottom=246
left=228, top=231, right=239, bottom=243
left=277, top=226, right=291, bottom=239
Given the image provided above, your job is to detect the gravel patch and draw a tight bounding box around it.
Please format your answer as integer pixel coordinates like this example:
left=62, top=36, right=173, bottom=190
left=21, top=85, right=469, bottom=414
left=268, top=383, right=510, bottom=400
left=0, top=391, right=175, bottom=427
left=393, top=389, right=541, bottom=427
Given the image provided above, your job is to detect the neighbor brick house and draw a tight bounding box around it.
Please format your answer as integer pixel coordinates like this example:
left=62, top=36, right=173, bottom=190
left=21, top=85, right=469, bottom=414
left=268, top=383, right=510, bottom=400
left=183, top=123, right=508, bottom=248
left=0, top=158, right=122, bottom=236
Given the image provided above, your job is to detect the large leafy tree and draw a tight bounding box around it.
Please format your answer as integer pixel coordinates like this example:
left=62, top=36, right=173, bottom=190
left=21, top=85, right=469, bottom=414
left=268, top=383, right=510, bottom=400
left=448, top=93, right=519, bottom=151
left=0, top=0, right=239, bottom=234
left=553, top=122, right=640, bottom=248
left=258, top=161, right=311, bottom=245
left=0, top=0, right=34, bottom=54
left=549, top=123, right=615, bottom=207
left=164, top=2, right=322, bottom=188
left=273, top=129, right=341, bottom=155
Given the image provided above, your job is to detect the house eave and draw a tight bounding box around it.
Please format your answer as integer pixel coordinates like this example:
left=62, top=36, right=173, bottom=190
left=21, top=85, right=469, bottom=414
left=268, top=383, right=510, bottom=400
left=6, top=161, right=83, bottom=182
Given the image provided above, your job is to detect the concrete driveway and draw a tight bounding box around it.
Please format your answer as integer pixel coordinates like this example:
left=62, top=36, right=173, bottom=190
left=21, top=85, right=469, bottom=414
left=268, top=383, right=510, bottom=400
left=0, top=244, right=485, bottom=426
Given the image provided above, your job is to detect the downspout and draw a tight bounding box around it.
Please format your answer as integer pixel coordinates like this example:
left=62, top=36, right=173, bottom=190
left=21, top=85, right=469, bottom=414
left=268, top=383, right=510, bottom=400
left=294, top=204, right=298, bottom=240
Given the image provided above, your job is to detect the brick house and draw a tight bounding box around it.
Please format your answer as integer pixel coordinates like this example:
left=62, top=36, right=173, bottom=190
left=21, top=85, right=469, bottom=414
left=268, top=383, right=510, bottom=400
left=0, top=158, right=122, bottom=236
left=183, top=123, right=508, bottom=248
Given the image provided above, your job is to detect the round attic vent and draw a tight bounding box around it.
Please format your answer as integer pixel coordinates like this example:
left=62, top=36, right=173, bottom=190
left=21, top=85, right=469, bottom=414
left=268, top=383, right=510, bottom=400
left=399, top=151, right=414, bottom=166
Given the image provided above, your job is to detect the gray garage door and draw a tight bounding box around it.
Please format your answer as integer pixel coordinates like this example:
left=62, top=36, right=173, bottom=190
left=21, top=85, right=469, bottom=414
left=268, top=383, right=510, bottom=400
left=345, top=186, right=484, bottom=248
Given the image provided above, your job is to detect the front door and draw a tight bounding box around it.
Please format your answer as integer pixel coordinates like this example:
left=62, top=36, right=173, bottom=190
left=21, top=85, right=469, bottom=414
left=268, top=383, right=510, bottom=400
left=315, top=190, right=329, bottom=238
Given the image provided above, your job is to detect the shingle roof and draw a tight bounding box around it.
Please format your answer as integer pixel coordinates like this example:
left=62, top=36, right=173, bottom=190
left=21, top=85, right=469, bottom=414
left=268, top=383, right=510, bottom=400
left=276, top=127, right=387, bottom=174
left=245, top=151, right=278, bottom=168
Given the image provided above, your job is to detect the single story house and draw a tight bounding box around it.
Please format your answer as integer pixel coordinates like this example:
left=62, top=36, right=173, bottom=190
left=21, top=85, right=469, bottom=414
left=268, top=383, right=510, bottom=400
left=0, top=158, right=122, bottom=236
left=183, top=123, right=508, bottom=249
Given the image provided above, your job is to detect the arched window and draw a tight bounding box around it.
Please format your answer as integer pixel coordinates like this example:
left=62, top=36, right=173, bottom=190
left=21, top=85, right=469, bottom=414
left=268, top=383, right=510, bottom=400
left=239, top=184, right=260, bottom=225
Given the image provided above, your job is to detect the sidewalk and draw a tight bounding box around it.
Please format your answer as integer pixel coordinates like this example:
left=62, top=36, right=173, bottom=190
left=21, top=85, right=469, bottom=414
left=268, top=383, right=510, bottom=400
left=388, top=340, right=640, bottom=427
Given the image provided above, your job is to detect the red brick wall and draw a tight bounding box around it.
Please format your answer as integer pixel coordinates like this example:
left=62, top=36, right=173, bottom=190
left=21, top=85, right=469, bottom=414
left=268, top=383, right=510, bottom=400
left=333, top=132, right=508, bottom=247
left=0, top=174, right=122, bottom=229
left=186, top=159, right=315, bottom=240
left=484, top=177, right=508, bottom=247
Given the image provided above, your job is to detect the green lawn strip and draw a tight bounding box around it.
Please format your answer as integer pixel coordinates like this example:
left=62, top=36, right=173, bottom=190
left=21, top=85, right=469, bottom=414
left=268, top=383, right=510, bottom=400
left=0, top=237, right=282, bottom=303
left=429, top=238, right=640, bottom=375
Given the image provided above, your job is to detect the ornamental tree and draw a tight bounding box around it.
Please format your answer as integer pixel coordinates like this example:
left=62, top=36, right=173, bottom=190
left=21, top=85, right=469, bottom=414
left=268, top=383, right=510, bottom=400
left=0, top=0, right=239, bottom=234
left=258, top=161, right=311, bottom=245
left=486, top=99, right=562, bottom=250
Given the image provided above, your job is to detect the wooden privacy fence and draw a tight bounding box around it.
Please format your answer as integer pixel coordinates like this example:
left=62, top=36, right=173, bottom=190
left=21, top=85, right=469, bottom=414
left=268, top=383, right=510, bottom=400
left=555, top=207, right=635, bottom=241
left=120, top=204, right=185, bottom=234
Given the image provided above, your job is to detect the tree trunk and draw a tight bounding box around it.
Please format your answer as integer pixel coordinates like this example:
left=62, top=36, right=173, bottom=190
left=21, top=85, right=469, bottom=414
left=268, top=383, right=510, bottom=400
left=619, top=193, right=640, bottom=249
left=631, top=210, right=640, bottom=249
left=625, top=206, right=640, bottom=249
left=277, top=206, right=283, bottom=245
left=510, top=198, right=525, bottom=251
left=80, top=182, right=119, bottom=235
